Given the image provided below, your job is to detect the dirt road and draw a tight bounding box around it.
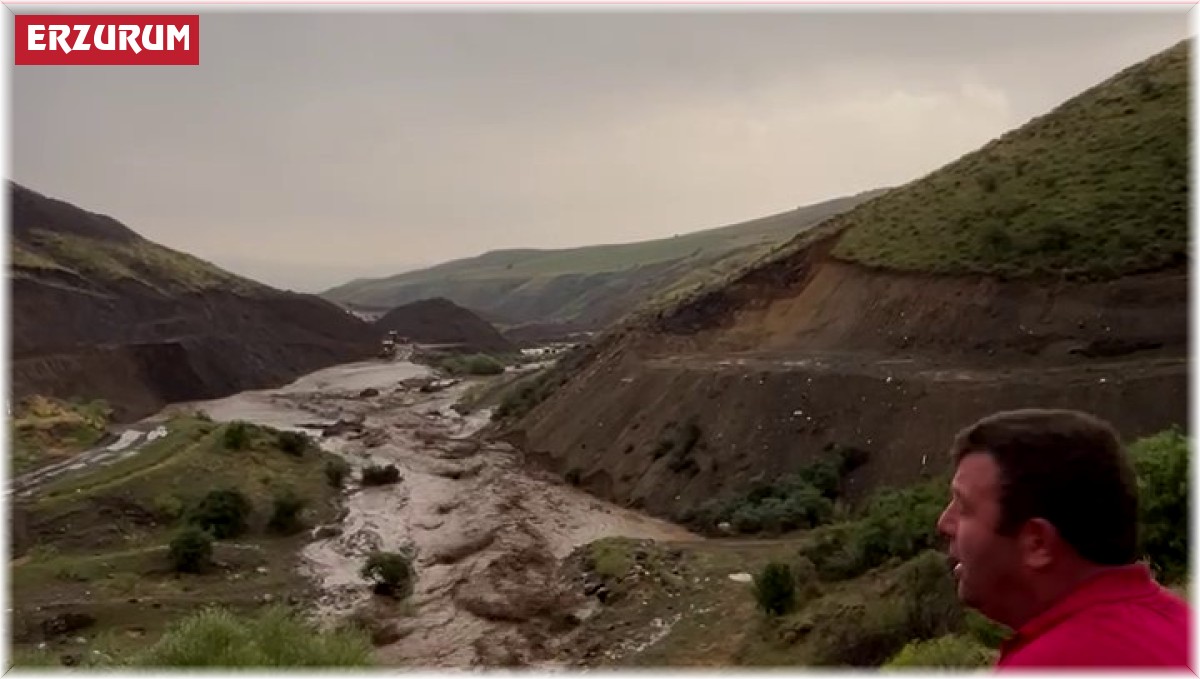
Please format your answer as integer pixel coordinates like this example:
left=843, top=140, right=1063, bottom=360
left=9, top=427, right=167, bottom=499
left=645, top=351, right=1186, bottom=384
left=181, top=358, right=695, bottom=668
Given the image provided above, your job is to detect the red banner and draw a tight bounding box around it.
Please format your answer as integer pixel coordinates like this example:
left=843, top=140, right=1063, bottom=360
left=15, top=15, right=199, bottom=66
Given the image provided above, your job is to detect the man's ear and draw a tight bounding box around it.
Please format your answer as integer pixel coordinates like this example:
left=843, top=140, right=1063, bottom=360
left=1019, top=518, right=1060, bottom=570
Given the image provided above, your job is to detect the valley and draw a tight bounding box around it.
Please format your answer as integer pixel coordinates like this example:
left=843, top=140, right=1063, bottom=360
left=7, top=27, right=1191, bottom=673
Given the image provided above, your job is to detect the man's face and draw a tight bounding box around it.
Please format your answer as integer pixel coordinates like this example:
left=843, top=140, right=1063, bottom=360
left=937, top=452, right=1024, bottom=621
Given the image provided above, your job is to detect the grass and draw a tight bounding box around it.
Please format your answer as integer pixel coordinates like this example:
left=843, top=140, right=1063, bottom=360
left=8, top=606, right=373, bottom=669
left=321, top=190, right=882, bottom=322
left=830, top=39, right=1188, bottom=280
left=11, top=395, right=112, bottom=474
left=586, top=538, right=638, bottom=581
left=26, top=416, right=343, bottom=541
left=12, top=414, right=352, bottom=664
left=35, top=416, right=210, bottom=504
left=136, top=606, right=372, bottom=667
left=15, top=228, right=261, bottom=294
left=491, top=367, right=564, bottom=422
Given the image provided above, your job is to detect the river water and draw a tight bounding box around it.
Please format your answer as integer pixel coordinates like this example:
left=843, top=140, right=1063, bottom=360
left=179, top=358, right=694, bottom=667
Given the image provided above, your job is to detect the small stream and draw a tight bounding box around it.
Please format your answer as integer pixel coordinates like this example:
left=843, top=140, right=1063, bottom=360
left=181, top=358, right=694, bottom=667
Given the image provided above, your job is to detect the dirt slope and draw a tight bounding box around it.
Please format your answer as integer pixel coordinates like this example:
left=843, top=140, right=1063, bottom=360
left=505, top=40, right=1190, bottom=521
left=373, top=297, right=516, bottom=354
left=10, top=182, right=377, bottom=422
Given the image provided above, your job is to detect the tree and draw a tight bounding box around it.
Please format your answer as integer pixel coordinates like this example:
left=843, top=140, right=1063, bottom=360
left=753, top=561, right=796, bottom=616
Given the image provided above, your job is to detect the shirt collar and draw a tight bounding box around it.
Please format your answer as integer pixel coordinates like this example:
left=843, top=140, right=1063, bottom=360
left=999, top=563, right=1160, bottom=657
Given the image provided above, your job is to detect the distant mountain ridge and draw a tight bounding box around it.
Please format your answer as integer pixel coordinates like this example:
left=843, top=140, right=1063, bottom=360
left=321, top=189, right=887, bottom=334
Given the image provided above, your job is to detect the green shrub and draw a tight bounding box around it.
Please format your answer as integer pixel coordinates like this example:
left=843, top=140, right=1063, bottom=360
left=152, top=493, right=185, bottom=522
left=136, top=606, right=372, bottom=667
left=893, top=550, right=965, bottom=639
left=440, top=354, right=505, bottom=376
left=803, top=477, right=948, bottom=582
left=754, top=562, right=797, bottom=616
left=685, top=450, right=852, bottom=535
left=276, top=431, right=309, bottom=456
left=964, top=609, right=1012, bottom=649
left=169, top=526, right=214, bottom=574
left=492, top=370, right=556, bottom=421
left=806, top=598, right=912, bottom=667
left=325, top=458, right=350, bottom=489
left=188, top=488, right=252, bottom=539
left=361, top=464, right=401, bottom=487
left=267, top=489, right=307, bottom=536
left=1129, top=427, right=1189, bottom=584
left=883, top=634, right=996, bottom=669
left=360, top=551, right=415, bottom=599
left=223, top=421, right=252, bottom=451
left=805, top=552, right=964, bottom=667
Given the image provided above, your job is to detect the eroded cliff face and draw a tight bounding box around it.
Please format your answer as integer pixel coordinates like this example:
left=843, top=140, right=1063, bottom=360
left=508, top=40, right=1191, bottom=519
left=510, top=252, right=1187, bottom=521
left=11, top=183, right=377, bottom=421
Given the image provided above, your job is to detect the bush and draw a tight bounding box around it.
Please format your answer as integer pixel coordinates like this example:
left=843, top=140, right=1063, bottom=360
left=276, top=431, right=310, bottom=456
left=883, top=634, right=996, bottom=669
left=804, top=551, right=965, bottom=667
left=685, top=450, right=853, bottom=535
left=136, top=606, right=372, bottom=667
left=360, top=551, right=415, bottom=599
left=361, top=464, right=401, bottom=487
left=492, top=370, right=556, bottom=421
left=169, top=526, right=214, bottom=574
left=223, top=421, right=253, bottom=450
left=325, top=458, right=350, bottom=488
left=893, top=550, right=965, bottom=640
left=754, top=562, right=796, bottom=616
left=267, top=489, right=307, bottom=536
left=964, top=609, right=1012, bottom=649
left=152, top=493, right=185, bottom=522
left=806, top=599, right=913, bottom=667
left=803, top=477, right=948, bottom=582
left=440, top=354, right=505, bottom=376
left=1129, top=427, right=1189, bottom=584
left=188, top=488, right=252, bottom=539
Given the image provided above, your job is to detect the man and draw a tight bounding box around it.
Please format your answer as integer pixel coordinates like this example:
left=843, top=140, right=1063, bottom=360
left=936, top=409, right=1191, bottom=669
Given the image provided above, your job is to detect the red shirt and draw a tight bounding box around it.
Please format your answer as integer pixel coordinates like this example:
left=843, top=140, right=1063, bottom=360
left=997, top=564, right=1192, bottom=670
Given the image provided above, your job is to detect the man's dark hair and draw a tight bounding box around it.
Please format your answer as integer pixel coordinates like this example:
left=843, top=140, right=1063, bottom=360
left=951, top=408, right=1139, bottom=565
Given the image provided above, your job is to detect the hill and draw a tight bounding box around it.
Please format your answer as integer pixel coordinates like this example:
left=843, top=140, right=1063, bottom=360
left=321, top=190, right=885, bottom=336
left=373, top=297, right=515, bottom=354
left=501, top=39, right=1190, bottom=522
left=10, top=182, right=377, bottom=422
left=10, top=415, right=356, bottom=663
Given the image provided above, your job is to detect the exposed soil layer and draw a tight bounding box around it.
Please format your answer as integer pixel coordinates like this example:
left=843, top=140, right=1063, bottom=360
left=10, top=183, right=377, bottom=422
left=373, top=297, right=516, bottom=354
left=512, top=257, right=1188, bottom=520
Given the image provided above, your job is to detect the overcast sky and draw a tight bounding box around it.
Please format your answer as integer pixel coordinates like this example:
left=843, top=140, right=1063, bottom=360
left=11, top=8, right=1191, bottom=292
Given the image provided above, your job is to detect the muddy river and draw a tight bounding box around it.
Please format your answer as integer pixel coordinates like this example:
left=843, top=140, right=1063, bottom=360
left=180, top=358, right=694, bottom=667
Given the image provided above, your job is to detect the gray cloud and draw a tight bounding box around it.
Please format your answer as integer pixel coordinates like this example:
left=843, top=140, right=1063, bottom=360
left=11, top=8, right=1190, bottom=291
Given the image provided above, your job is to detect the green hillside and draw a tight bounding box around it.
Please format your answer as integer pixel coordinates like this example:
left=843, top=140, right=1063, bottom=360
left=322, top=190, right=885, bottom=329
left=11, top=182, right=264, bottom=295
left=831, top=39, right=1189, bottom=279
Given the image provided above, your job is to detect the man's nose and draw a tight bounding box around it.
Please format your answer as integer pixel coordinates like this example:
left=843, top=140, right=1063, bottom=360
left=936, top=504, right=954, bottom=538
